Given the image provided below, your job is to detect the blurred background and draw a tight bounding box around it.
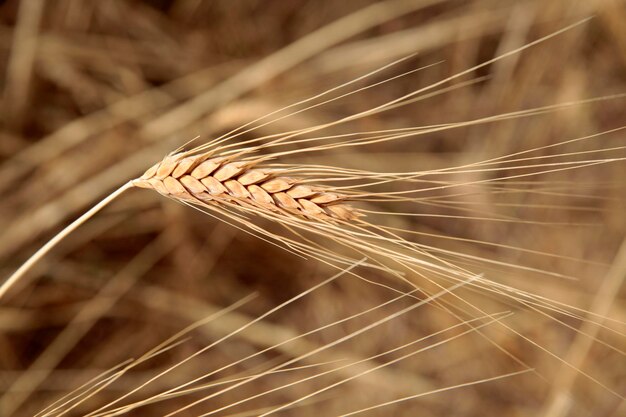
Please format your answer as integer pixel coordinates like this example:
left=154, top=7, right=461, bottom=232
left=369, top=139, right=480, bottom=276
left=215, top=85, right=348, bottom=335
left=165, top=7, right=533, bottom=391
left=0, top=0, right=625, bottom=416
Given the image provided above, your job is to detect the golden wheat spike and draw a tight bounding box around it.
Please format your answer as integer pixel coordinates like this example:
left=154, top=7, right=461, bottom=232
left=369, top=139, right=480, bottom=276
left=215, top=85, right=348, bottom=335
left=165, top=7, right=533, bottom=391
left=132, top=151, right=361, bottom=222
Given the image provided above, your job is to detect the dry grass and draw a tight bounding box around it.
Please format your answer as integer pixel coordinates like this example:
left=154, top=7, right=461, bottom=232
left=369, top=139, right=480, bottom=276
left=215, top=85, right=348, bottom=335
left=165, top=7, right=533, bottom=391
left=0, top=0, right=625, bottom=416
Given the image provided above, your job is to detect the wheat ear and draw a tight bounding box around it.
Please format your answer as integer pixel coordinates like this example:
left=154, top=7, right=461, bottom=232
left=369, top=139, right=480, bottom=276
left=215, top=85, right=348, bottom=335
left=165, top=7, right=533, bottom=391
left=132, top=150, right=361, bottom=222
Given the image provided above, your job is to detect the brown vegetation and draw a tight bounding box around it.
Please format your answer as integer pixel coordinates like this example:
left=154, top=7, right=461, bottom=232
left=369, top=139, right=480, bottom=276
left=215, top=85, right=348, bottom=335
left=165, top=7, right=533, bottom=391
left=0, top=1, right=625, bottom=416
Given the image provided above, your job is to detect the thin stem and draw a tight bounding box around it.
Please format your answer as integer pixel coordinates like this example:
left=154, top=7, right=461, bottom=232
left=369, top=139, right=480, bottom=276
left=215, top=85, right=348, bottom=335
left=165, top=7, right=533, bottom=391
left=0, top=182, right=133, bottom=301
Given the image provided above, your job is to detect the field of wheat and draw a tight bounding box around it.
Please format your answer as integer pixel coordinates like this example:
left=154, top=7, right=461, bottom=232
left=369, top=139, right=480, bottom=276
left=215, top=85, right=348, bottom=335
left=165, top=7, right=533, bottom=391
left=0, top=1, right=625, bottom=416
